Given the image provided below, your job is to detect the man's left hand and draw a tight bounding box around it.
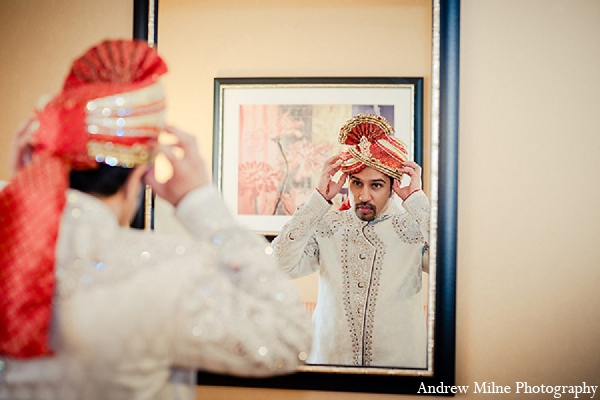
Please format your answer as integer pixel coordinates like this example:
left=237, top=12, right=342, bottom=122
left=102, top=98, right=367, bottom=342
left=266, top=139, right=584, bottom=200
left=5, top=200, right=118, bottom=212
left=393, top=161, right=423, bottom=201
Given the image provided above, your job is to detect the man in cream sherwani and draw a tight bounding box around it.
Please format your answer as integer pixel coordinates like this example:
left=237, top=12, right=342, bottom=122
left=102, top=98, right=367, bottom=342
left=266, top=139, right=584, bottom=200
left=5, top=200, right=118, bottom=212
left=273, top=114, right=429, bottom=368
left=0, top=39, right=311, bottom=400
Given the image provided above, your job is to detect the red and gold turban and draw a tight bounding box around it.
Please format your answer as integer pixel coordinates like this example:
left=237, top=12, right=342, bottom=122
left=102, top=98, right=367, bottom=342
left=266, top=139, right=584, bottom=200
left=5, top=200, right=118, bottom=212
left=0, top=39, right=167, bottom=358
left=338, top=114, right=408, bottom=180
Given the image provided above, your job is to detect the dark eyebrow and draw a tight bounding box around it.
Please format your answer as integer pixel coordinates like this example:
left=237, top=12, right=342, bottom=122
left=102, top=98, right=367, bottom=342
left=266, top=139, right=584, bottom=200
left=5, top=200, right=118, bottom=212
left=349, top=176, right=387, bottom=185
left=371, top=179, right=387, bottom=184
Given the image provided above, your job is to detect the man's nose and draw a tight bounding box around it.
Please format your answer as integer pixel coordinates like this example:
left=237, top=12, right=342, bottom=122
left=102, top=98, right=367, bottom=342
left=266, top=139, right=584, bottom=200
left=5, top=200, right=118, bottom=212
left=359, top=187, right=371, bottom=202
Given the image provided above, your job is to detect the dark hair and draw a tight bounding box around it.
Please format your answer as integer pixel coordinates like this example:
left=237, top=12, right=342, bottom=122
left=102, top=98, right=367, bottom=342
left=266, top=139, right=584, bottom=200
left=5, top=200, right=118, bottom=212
left=69, top=164, right=134, bottom=196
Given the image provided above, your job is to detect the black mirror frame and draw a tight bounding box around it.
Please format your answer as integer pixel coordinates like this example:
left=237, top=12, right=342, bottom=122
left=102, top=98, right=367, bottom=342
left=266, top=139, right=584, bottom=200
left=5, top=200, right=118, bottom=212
left=132, top=0, right=459, bottom=395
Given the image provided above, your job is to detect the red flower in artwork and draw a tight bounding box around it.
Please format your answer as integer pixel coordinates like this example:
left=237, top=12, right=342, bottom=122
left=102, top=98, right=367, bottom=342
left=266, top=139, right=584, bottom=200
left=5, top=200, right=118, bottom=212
left=268, top=111, right=304, bottom=139
left=286, top=139, right=334, bottom=182
left=238, top=161, right=283, bottom=199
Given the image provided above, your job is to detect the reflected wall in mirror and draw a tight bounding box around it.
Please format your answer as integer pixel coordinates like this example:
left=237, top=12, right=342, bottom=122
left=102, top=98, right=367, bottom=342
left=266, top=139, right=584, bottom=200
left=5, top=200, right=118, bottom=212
left=136, top=0, right=458, bottom=395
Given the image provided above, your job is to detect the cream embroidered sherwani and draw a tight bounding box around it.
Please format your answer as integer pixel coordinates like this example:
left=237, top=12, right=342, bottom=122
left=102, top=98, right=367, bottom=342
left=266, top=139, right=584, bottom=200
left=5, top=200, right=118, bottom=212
left=273, top=190, right=429, bottom=368
left=0, top=186, right=311, bottom=400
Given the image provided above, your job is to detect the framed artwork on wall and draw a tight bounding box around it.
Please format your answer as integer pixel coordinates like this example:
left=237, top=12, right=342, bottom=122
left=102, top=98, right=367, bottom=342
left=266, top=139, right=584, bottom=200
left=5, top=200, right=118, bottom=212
left=213, top=77, right=424, bottom=235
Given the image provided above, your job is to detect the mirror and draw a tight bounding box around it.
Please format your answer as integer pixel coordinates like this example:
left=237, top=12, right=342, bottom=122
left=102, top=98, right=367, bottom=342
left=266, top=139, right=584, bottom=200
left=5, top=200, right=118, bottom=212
left=134, top=0, right=458, bottom=394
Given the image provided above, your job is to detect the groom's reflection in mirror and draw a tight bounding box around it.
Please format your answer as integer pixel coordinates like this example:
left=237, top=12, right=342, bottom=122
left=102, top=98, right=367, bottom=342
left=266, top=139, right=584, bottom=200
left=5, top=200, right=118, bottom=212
left=272, top=114, right=430, bottom=368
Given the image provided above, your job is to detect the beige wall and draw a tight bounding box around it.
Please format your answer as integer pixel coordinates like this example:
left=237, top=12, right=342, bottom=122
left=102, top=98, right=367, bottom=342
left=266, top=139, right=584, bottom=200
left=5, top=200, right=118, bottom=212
left=1, top=1, right=599, bottom=399
left=456, top=0, right=600, bottom=395
left=0, top=1, right=133, bottom=180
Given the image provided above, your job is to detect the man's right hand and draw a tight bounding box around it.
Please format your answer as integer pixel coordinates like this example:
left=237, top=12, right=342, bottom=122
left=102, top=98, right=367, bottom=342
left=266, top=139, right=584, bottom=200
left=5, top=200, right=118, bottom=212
left=316, top=155, right=348, bottom=202
left=145, top=126, right=209, bottom=206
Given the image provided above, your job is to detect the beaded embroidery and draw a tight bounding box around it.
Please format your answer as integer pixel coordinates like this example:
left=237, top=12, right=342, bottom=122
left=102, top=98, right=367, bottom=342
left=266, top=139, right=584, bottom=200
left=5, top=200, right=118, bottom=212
left=274, top=192, right=428, bottom=366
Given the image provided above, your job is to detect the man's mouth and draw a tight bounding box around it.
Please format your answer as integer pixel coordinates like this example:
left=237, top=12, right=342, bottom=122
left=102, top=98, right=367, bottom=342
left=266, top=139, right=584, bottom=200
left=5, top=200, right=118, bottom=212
left=356, top=203, right=375, bottom=214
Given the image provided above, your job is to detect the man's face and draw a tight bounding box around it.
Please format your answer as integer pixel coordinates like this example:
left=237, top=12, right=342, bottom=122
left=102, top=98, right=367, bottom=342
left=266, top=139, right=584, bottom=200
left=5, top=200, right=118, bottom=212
left=349, top=167, right=392, bottom=221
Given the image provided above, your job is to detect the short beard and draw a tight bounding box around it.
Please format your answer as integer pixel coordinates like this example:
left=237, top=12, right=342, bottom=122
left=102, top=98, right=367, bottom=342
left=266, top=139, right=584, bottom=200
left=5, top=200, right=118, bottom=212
left=354, top=202, right=376, bottom=221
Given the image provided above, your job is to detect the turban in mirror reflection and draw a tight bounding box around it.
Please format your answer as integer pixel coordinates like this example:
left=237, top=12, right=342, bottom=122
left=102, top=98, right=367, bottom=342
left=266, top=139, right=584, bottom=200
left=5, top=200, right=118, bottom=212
left=338, top=113, right=408, bottom=180
left=0, top=39, right=168, bottom=358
